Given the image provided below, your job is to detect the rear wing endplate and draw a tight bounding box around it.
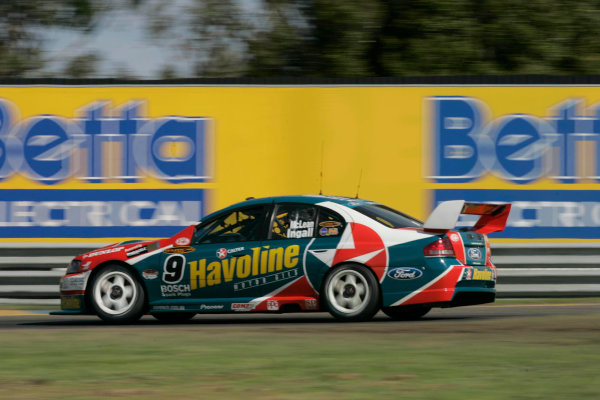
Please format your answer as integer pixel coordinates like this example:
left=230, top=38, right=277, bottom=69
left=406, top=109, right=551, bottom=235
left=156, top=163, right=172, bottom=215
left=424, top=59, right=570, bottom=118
left=423, top=200, right=511, bottom=234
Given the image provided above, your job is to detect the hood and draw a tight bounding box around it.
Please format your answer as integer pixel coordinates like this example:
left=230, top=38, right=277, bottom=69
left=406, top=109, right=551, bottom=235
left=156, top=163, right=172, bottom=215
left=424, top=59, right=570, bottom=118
left=74, top=225, right=196, bottom=270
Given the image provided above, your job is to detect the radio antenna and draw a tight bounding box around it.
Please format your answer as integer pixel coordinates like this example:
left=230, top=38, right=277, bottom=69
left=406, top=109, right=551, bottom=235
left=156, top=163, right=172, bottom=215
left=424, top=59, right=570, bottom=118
left=355, top=169, right=363, bottom=199
left=319, top=141, right=324, bottom=195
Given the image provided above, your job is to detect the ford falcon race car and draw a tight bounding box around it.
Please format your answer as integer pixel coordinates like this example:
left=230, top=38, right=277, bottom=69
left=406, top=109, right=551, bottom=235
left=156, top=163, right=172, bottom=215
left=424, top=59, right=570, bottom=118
left=52, top=195, right=510, bottom=323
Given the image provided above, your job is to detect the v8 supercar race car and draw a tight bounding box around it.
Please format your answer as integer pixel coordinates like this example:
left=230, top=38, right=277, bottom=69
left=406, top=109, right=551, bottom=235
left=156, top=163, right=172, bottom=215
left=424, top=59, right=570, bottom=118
left=53, top=195, right=510, bottom=323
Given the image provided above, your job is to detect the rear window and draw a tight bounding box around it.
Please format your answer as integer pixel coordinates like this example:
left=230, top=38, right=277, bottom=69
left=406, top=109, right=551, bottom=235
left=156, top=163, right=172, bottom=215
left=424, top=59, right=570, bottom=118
left=354, top=204, right=423, bottom=229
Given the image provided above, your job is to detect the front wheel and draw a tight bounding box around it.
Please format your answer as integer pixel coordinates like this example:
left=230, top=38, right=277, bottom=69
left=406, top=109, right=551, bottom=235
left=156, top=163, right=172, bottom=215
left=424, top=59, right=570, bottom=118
left=322, top=264, right=380, bottom=322
left=382, top=305, right=431, bottom=320
left=89, top=265, right=146, bottom=323
left=151, top=312, right=196, bottom=323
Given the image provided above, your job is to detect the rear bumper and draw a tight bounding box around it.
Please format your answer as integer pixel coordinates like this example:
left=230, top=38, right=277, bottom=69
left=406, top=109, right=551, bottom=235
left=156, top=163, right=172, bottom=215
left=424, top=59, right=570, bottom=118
left=383, top=264, right=496, bottom=307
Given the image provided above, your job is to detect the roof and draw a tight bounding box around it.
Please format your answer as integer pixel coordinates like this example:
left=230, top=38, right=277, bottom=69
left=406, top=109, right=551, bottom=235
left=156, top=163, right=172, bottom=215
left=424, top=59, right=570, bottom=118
left=202, top=195, right=377, bottom=221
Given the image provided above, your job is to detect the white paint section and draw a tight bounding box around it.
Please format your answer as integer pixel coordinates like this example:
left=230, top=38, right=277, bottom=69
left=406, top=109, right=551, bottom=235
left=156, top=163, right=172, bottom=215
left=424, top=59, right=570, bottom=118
left=318, top=201, right=434, bottom=248
left=308, top=249, right=337, bottom=267
left=337, top=222, right=355, bottom=249
left=423, top=200, right=464, bottom=230
left=346, top=248, right=384, bottom=264
left=59, top=271, right=90, bottom=291
left=380, top=266, right=389, bottom=283
left=390, top=266, right=453, bottom=307
left=128, top=244, right=173, bottom=264
left=303, top=238, right=317, bottom=293
left=249, top=276, right=303, bottom=308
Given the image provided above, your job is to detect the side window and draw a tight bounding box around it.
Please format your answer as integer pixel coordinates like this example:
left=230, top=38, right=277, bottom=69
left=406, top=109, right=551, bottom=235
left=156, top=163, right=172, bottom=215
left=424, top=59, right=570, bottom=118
left=316, top=207, right=345, bottom=237
left=270, top=204, right=317, bottom=239
left=194, top=206, right=266, bottom=244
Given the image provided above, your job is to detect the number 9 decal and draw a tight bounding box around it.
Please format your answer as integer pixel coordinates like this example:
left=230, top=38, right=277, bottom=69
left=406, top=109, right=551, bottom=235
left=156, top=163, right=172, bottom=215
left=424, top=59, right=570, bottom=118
left=163, top=255, right=185, bottom=283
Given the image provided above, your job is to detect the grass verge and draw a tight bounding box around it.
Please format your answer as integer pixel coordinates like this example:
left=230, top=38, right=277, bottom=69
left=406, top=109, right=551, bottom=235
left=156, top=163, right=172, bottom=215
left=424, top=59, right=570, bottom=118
left=1, top=312, right=599, bottom=400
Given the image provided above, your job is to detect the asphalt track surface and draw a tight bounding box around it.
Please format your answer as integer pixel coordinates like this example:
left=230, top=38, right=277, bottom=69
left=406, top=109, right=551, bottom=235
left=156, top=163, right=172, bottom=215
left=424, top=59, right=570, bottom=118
left=1, top=302, right=599, bottom=331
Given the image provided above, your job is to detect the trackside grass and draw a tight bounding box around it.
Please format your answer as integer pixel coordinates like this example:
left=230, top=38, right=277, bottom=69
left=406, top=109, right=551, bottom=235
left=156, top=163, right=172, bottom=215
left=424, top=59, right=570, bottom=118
left=1, top=311, right=599, bottom=399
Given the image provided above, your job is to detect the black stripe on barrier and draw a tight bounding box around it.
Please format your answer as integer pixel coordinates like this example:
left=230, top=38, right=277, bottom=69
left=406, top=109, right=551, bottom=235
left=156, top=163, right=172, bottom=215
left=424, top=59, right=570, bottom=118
left=5, top=75, right=600, bottom=86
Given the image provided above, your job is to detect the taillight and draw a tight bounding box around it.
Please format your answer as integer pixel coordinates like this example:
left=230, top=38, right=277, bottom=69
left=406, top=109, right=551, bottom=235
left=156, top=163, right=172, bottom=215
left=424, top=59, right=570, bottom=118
left=485, top=236, right=492, bottom=265
left=424, top=237, right=456, bottom=258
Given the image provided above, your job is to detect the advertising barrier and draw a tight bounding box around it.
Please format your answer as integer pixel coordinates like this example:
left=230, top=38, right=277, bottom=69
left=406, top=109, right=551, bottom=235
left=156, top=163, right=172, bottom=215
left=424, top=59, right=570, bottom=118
left=1, top=83, right=600, bottom=242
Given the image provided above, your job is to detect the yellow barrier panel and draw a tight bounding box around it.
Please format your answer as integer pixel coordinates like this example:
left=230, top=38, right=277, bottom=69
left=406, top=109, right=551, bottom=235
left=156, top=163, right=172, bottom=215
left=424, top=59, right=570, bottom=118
left=0, top=85, right=599, bottom=241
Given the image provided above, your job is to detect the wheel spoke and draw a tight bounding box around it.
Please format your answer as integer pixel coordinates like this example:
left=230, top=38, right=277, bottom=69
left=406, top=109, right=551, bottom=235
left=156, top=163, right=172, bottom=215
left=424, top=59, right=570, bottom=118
left=356, top=283, right=366, bottom=297
left=114, top=297, right=128, bottom=311
left=349, top=295, right=363, bottom=309
left=102, top=293, right=112, bottom=307
left=335, top=293, right=346, bottom=308
left=123, top=285, right=134, bottom=298
left=333, top=278, right=343, bottom=294
left=113, top=275, right=125, bottom=288
left=346, top=274, right=357, bottom=285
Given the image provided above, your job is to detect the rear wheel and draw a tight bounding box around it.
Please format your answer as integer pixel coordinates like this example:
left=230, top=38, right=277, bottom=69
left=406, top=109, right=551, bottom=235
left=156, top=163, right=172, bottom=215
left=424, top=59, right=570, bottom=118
left=382, top=305, right=431, bottom=320
left=322, top=264, right=380, bottom=322
left=151, top=312, right=196, bottom=323
left=89, top=265, right=145, bottom=324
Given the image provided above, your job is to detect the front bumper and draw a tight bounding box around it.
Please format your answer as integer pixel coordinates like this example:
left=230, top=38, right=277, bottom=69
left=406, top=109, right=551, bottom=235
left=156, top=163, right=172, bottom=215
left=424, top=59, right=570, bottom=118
left=52, top=271, right=92, bottom=314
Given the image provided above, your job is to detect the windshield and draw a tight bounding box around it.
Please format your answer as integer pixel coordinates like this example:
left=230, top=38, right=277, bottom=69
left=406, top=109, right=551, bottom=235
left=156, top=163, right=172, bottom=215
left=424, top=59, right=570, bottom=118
left=354, top=204, right=423, bottom=229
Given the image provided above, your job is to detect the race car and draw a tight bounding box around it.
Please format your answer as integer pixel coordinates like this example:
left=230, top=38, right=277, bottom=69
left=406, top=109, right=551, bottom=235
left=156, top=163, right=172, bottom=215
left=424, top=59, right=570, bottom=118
left=52, top=195, right=511, bottom=323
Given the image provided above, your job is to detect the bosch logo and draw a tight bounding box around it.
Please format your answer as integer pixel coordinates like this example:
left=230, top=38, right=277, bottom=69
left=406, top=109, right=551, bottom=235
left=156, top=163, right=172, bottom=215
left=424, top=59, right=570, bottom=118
left=387, top=267, right=423, bottom=280
left=468, top=248, right=482, bottom=260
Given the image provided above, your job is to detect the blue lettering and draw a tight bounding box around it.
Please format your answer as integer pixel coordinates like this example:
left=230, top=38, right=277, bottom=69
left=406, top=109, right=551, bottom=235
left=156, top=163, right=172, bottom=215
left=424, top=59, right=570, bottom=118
left=546, top=100, right=582, bottom=183
left=149, top=117, right=208, bottom=183
left=0, top=98, right=212, bottom=185
left=18, top=116, right=75, bottom=185
left=485, top=115, right=552, bottom=184
left=430, top=97, right=485, bottom=183
left=118, top=102, right=146, bottom=183
left=429, top=96, right=600, bottom=184
left=0, top=100, right=14, bottom=180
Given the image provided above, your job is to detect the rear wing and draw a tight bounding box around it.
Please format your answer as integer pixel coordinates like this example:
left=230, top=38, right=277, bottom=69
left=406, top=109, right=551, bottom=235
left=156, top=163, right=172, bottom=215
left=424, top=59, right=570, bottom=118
left=423, top=200, right=511, bottom=234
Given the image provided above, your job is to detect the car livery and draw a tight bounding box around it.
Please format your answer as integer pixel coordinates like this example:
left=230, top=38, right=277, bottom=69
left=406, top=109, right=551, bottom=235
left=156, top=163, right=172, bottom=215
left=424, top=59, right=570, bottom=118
left=52, top=195, right=511, bottom=323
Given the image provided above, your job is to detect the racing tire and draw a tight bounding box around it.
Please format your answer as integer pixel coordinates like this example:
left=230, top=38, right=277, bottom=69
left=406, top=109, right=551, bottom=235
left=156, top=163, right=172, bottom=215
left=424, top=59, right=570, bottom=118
left=382, top=305, right=432, bottom=320
left=322, top=264, right=380, bottom=322
left=88, top=265, right=146, bottom=324
left=151, top=312, right=196, bottom=323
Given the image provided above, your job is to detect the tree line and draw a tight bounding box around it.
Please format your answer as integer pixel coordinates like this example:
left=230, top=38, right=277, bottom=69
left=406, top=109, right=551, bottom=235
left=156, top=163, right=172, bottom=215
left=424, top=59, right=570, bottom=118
left=2, top=0, right=600, bottom=79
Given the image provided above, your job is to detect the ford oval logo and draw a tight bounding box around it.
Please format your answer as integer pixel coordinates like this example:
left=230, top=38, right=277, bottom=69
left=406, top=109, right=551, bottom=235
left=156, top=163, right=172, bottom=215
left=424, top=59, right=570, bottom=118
left=468, top=248, right=482, bottom=260
left=387, top=267, right=423, bottom=280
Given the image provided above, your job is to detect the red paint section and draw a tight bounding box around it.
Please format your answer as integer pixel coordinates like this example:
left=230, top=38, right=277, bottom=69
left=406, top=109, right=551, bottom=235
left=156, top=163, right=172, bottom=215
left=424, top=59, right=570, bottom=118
left=170, top=225, right=196, bottom=245
left=401, top=266, right=464, bottom=306
left=448, top=231, right=466, bottom=264
left=332, top=223, right=388, bottom=279
left=253, top=297, right=320, bottom=312
left=472, top=204, right=512, bottom=234
left=61, top=290, right=85, bottom=295
left=252, top=276, right=319, bottom=311
left=278, top=275, right=318, bottom=297
left=73, top=224, right=196, bottom=273
left=484, top=235, right=493, bottom=266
